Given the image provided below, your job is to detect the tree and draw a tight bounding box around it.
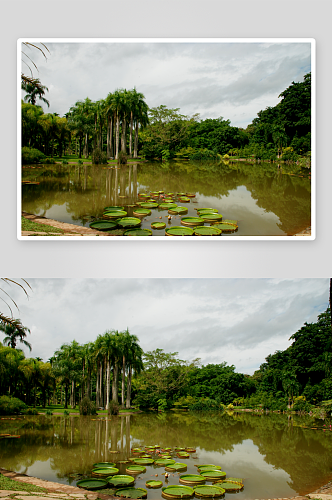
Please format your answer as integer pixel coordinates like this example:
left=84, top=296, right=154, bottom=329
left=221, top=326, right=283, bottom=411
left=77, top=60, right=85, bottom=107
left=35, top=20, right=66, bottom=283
left=0, top=321, right=31, bottom=351
left=22, top=80, right=50, bottom=108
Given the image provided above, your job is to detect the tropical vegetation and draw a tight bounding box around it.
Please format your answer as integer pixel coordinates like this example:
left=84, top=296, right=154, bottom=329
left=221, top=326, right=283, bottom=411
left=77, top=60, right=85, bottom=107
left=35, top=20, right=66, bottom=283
left=21, top=73, right=311, bottom=165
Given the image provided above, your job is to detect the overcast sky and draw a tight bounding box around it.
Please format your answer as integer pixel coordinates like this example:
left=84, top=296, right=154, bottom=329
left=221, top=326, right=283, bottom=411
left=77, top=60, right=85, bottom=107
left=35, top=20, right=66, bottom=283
left=1, top=278, right=328, bottom=375
left=20, top=39, right=312, bottom=128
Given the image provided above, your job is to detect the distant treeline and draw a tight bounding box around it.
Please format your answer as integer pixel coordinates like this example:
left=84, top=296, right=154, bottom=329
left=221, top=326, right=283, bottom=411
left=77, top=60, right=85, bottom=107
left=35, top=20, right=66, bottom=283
left=21, top=73, right=311, bottom=163
left=1, top=305, right=330, bottom=416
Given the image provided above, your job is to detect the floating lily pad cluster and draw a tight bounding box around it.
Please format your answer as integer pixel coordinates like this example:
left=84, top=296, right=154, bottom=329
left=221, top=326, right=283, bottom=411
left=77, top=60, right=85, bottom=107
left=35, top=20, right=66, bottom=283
left=76, top=445, right=244, bottom=498
left=89, top=191, right=238, bottom=236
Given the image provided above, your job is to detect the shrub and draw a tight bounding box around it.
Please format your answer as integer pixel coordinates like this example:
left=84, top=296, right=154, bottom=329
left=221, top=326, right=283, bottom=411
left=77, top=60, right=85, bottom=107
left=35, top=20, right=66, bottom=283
left=44, top=157, right=56, bottom=164
left=77, top=159, right=83, bottom=165
left=79, top=396, right=97, bottom=416
left=92, top=148, right=108, bottom=165
left=62, top=160, right=69, bottom=165
left=46, top=409, right=53, bottom=416
left=118, top=151, right=128, bottom=165
left=189, top=397, right=221, bottom=412
left=63, top=409, right=70, bottom=416
left=0, top=396, right=27, bottom=415
left=22, top=147, right=46, bottom=165
left=108, top=401, right=119, bottom=415
left=23, top=407, right=39, bottom=415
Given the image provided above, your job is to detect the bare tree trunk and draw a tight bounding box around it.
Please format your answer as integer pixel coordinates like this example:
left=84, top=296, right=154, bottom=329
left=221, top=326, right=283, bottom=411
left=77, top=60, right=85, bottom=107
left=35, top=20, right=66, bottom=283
left=129, top=112, right=133, bottom=157
left=121, top=355, right=126, bottom=407
left=106, top=356, right=111, bottom=410
left=134, top=122, right=139, bottom=158
left=112, top=361, right=119, bottom=403
left=116, top=114, right=120, bottom=159
left=121, top=117, right=127, bottom=153
left=126, top=365, right=132, bottom=409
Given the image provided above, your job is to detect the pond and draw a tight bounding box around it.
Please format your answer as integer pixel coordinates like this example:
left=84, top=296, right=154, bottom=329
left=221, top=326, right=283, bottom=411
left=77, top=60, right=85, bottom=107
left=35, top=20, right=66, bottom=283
left=1, top=412, right=331, bottom=499
left=21, top=160, right=311, bottom=236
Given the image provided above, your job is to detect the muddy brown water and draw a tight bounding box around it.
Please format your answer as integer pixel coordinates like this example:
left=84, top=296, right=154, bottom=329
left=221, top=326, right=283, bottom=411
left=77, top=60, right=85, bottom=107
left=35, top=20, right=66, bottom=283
left=1, top=412, right=331, bottom=499
left=21, top=160, right=311, bottom=236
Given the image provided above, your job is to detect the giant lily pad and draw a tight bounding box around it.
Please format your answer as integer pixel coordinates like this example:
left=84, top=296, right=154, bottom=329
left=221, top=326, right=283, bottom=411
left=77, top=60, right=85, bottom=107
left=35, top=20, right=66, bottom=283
left=107, top=475, right=135, bottom=488
left=197, top=466, right=221, bottom=472
left=162, top=484, right=194, bottom=499
left=133, top=457, right=154, bottom=465
left=89, top=220, right=118, bottom=231
left=115, top=487, right=147, bottom=499
left=76, top=478, right=108, bottom=490
left=179, top=197, right=191, bottom=203
left=166, top=226, right=194, bottom=236
left=159, top=203, right=178, bottom=209
left=117, top=217, right=141, bottom=228
left=92, top=467, right=119, bottom=476
left=133, top=208, right=151, bottom=217
left=199, top=213, right=223, bottom=222
left=168, top=206, right=188, bottom=215
left=200, top=471, right=226, bottom=481
left=181, top=217, right=204, bottom=227
left=126, top=465, right=146, bottom=474
left=194, top=226, right=221, bottom=236
left=154, top=458, right=176, bottom=466
left=193, top=485, right=226, bottom=498
left=124, top=228, right=153, bottom=236
left=103, top=206, right=124, bottom=211
left=214, top=481, right=243, bottom=492
left=103, top=210, right=127, bottom=219
left=196, top=209, right=218, bottom=216
left=146, top=480, right=163, bottom=488
left=165, top=462, right=187, bottom=472
left=92, top=462, right=116, bottom=468
left=139, top=202, right=159, bottom=208
left=151, top=221, right=166, bottom=229
left=179, top=475, right=206, bottom=485
left=212, top=222, right=238, bottom=232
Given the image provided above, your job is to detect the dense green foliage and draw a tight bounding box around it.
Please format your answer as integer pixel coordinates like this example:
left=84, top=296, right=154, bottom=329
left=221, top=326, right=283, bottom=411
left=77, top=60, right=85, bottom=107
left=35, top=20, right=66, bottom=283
left=79, top=396, right=97, bottom=415
left=0, top=395, right=27, bottom=415
left=21, top=73, right=311, bottom=163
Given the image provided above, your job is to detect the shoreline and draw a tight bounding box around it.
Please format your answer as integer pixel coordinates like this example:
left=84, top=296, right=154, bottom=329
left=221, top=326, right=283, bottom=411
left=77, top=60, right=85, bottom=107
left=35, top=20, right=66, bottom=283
left=21, top=212, right=311, bottom=238
left=1, top=467, right=331, bottom=500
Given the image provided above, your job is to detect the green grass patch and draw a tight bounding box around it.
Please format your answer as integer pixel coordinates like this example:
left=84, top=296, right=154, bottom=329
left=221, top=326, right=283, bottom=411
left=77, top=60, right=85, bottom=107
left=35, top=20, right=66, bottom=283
left=21, top=217, right=64, bottom=234
left=0, top=473, right=47, bottom=493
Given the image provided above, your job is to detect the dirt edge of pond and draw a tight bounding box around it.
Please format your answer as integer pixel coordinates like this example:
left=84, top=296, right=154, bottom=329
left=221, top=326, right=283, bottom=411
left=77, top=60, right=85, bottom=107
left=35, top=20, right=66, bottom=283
left=21, top=212, right=311, bottom=237
left=1, top=468, right=331, bottom=500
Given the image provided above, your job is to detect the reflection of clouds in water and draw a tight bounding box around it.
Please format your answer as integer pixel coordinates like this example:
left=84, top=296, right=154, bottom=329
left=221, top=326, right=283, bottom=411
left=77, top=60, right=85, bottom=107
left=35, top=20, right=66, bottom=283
left=197, top=440, right=295, bottom=498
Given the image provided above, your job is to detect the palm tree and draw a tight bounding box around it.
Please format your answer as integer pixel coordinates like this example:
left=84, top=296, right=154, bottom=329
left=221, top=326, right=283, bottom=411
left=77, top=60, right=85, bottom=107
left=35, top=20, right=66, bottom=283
left=0, top=321, right=31, bottom=351
left=126, top=336, right=143, bottom=409
left=22, top=80, right=50, bottom=108
left=128, top=88, right=149, bottom=158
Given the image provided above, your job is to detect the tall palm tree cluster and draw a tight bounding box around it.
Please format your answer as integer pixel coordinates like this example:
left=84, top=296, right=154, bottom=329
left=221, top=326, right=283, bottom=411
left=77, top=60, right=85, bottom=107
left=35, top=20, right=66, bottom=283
left=0, top=328, right=144, bottom=410
left=67, top=88, right=149, bottom=159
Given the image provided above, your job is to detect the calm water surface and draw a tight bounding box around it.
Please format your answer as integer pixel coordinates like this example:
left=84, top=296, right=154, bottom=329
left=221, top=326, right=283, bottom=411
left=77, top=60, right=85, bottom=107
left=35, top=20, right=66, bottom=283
left=1, top=412, right=331, bottom=499
left=21, top=160, right=311, bottom=236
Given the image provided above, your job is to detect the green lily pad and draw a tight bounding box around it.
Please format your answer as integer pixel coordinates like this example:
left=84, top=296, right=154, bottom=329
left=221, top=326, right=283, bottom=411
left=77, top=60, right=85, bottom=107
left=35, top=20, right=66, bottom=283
left=107, top=475, right=135, bottom=487
left=212, top=222, right=238, bottom=232
left=162, top=484, right=194, bottom=499
left=103, top=210, right=127, bottom=218
left=159, top=202, right=178, bottom=209
left=93, top=462, right=116, bottom=468
left=214, top=481, right=243, bottom=492
left=199, top=213, right=223, bottom=222
left=222, top=219, right=238, bottom=225
left=138, top=193, right=149, bottom=198
left=179, top=475, right=206, bottom=485
left=197, top=466, right=221, bottom=472
left=124, top=228, right=153, bottom=236
left=181, top=217, right=204, bottom=226
left=193, top=485, right=226, bottom=498
left=117, top=217, right=141, bottom=228
left=89, top=220, right=118, bottom=231
left=115, top=487, right=147, bottom=499
left=186, top=193, right=196, bottom=197
left=200, top=471, right=226, bottom=480
left=165, top=462, right=187, bottom=472
left=139, top=202, right=159, bottom=208
left=133, top=208, right=151, bottom=216
left=126, top=465, right=146, bottom=474
left=146, top=480, right=163, bottom=488
left=155, top=458, right=176, bottom=466
left=151, top=221, right=166, bottom=229
left=197, top=209, right=219, bottom=216
left=168, top=206, right=188, bottom=215
left=133, top=457, right=154, bottom=465
left=193, top=226, right=221, bottom=236
left=103, top=206, right=124, bottom=211
left=166, top=226, right=194, bottom=236
left=185, top=448, right=196, bottom=453
left=179, top=197, right=191, bottom=202
left=76, top=478, right=108, bottom=490
left=92, top=467, right=119, bottom=476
